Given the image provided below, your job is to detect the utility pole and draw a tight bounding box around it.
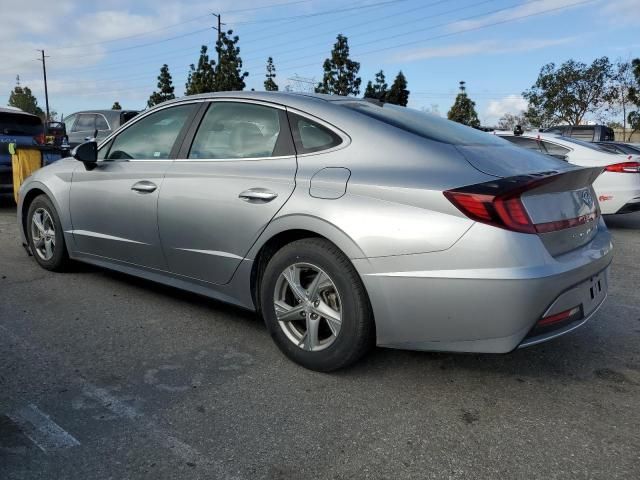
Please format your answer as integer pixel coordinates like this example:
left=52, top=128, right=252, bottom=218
left=36, top=50, right=50, bottom=122
left=212, top=13, right=225, bottom=65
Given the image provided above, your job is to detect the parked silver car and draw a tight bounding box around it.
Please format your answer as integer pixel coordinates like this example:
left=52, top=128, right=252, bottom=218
left=17, top=92, right=613, bottom=370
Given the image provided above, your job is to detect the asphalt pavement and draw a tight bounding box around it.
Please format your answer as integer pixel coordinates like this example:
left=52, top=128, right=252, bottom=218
left=1, top=200, right=639, bottom=479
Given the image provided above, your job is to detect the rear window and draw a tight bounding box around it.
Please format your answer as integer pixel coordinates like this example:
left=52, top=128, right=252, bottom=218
left=0, top=113, right=42, bottom=136
left=340, top=101, right=505, bottom=146
left=559, top=137, right=617, bottom=154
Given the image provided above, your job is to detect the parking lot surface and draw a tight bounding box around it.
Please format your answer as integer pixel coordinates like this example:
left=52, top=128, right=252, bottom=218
left=1, top=202, right=639, bottom=479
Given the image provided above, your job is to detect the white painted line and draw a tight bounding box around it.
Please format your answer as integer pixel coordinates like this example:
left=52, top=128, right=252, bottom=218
left=9, top=404, right=80, bottom=453
left=81, top=384, right=141, bottom=420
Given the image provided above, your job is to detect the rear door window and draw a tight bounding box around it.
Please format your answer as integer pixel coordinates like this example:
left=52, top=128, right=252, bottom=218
left=95, top=114, right=109, bottom=131
left=501, top=136, right=544, bottom=152
left=540, top=141, right=570, bottom=159
left=188, top=102, right=293, bottom=159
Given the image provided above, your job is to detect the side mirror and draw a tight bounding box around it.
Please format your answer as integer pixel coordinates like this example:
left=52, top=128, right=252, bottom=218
left=72, top=141, right=98, bottom=164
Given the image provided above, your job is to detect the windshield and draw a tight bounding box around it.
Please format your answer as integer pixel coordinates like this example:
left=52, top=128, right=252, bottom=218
left=340, top=101, right=505, bottom=146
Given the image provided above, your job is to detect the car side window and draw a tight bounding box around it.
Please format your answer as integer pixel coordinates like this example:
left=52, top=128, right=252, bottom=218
left=106, top=104, right=194, bottom=160
left=503, top=136, right=543, bottom=152
left=288, top=113, right=342, bottom=154
left=73, top=114, right=95, bottom=132
left=63, top=114, right=77, bottom=132
left=540, top=141, right=570, bottom=159
left=95, top=115, right=109, bottom=131
left=188, top=102, right=291, bottom=159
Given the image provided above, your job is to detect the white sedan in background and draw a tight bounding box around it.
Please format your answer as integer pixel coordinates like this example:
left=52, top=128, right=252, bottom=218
left=497, top=132, right=640, bottom=215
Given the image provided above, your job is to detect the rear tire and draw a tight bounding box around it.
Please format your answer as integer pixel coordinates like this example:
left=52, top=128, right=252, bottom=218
left=260, top=238, right=374, bottom=371
left=26, top=195, right=70, bottom=272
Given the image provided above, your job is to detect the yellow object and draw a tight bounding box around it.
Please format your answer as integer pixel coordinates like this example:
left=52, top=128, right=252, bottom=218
left=11, top=148, right=42, bottom=203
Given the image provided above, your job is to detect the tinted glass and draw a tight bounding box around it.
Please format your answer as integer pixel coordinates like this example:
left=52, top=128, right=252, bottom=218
left=569, top=127, right=594, bottom=141
left=95, top=115, right=109, bottom=130
left=107, top=104, right=194, bottom=160
left=0, top=113, right=42, bottom=136
left=502, top=136, right=543, bottom=152
left=73, top=114, right=95, bottom=132
left=289, top=113, right=342, bottom=154
left=559, top=136, right=617, bottom=154
left=189, top=103, right=283, bottom=159
left=341, top=101, right=505, bottom=146
left=97, top=139, right=112, bottom=160
left=540, top=141, right=570, bottom=157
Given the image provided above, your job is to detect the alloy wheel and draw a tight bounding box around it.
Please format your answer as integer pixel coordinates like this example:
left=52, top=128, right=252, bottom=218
left=273, top=262, right=342, bottom=352
left=31, top=208, right=56, bottom=261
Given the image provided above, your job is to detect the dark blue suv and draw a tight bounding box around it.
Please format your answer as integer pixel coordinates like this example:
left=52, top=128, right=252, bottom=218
left=0, top=107, right=61, bottom=199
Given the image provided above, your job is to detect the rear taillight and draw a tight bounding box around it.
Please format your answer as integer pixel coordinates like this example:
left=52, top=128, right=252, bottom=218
left=444, top=173, right=598, bottom=235
left=604, top=161, right=640, bottom=173
left=538, top=306, right=582, bottom=327
left=33, top=133, right=45, bottom=145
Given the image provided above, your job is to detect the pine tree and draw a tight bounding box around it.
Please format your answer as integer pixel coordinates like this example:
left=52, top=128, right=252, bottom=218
left=214, top=30, right=249, bottom=92
left=148, top=64, right=176, bottom=107
left=264, top=57, right=278, bottom=91
left=386, top=71, right=409, bottom=106
left=447, top=81, right=480, bottom=127
left=112, top=101, right=122, bottom=110
left=364, top=70, right=387, bottom=100
left=185, top=46, right=216, bottom=95
left=316, top=34, right=361, bottom=96
left=8, top=76, right=44, bottom=116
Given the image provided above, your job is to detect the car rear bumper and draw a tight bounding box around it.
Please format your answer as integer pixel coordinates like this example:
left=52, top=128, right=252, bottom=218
left=594, top=172, right=640, bottom=215
left=353, top=220, right=613, bottom=353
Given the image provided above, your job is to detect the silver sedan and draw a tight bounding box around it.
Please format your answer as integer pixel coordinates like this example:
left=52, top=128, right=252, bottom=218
left=17, top=92, right=613, bottom=370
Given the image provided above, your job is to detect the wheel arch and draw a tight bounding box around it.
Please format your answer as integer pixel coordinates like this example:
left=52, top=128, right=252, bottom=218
left=247, top=215, right=373, bottom=326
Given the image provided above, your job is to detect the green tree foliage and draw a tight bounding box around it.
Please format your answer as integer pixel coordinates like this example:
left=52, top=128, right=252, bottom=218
left=364, top=70, right=387, bottom=100
left=626, top=58, right=640, bottom=141
left=447, top=81, right=479, bottom=127
left=8, top=77, right=43, bottom=116
left=523, top=57, right=612, bottom=127
left=148, top=64, right=176, bottom=107
left=316, top=34, right=361, bottom=96
left=264, top=57, right=278, bottom=91
left=185, top=45, right=216, bottom=95
left=112, top=101, right=122, bottom=110
left=497, top=112, right=530, bottom=131
left=386, top=71, right=409, bottom=106
left=215, top=29, right=249, bottom=92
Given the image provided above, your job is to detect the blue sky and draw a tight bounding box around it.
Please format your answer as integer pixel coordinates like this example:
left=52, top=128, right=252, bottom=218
left=0, top=0, right=637, bottom=124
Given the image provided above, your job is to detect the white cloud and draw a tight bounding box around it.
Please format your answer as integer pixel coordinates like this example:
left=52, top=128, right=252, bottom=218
left=484, top=95, right=528, bottom=125
left=393, top=37, right=576, bottom=62
left=448, top=0, right=589, bottom=33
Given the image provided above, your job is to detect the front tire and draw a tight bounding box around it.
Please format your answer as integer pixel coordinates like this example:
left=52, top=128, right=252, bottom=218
left=26, top=195, right=70, bottom=272
left=260, top=238, right=374, bottom=371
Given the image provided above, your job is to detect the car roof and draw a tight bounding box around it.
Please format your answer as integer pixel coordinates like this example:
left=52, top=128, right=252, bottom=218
left=71, top=109, right=139, bottom=114
left=0, top=106, right=40, bottom=119
left=153, top=91, right=364, bottom=112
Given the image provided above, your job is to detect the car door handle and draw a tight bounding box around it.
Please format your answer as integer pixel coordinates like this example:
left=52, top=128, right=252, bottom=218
left=131, top=181, right=157, bottom=193
left=238, top=188, right=278, bottom=202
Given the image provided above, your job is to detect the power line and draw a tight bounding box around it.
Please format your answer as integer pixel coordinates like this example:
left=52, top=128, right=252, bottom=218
left=245, top=0, right=595, bottom=76
left=241, top=0, right=492, bottom=64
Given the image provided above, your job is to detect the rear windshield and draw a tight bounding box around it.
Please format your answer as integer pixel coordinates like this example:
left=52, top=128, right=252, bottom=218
left=0, top=113, right=42, bottom=136
left=557, top=136, right=617, bottom=154
left=340, top=101, right=504, bottom=146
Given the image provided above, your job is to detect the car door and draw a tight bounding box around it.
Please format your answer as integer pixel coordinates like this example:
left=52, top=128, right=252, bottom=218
left=69, top=103, right=198, bottom=269
left=158, top=100, right=297, bottom=285
left=68, top=113, right=96, bottom=146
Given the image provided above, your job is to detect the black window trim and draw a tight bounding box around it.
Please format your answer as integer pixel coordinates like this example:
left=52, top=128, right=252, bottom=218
left=176, top=99, right=297, bottom=161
